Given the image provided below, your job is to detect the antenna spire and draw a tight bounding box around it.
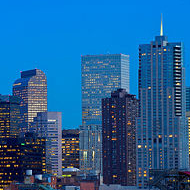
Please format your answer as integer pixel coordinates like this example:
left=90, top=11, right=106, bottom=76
left=160, top=13, right=163, bottom=36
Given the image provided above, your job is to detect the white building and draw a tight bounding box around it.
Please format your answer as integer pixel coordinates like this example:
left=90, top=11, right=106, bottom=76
left=32, top=112, right=62, bottom=176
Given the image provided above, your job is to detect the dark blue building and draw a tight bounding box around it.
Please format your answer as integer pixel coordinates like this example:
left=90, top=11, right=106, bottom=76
left=136, top=21, right=188, bottom=188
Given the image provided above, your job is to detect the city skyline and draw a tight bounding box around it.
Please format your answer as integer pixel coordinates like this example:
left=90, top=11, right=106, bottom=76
left=0, top=1, right=190, bottom=189
left=0, top=0, right=190, bottom=128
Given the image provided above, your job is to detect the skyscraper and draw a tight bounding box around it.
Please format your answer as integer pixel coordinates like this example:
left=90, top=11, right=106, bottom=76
left=81, top=54, right=130, bottom=125
left=186, top=87, right=190, bottom=165
left=102, top=89, right=138, bottom=186
left=32, top=112, right=62, bottom=176
left=80, top=54, right=130, bottom=176
left=13, top=69, right=47, bottom=133
left=136, top=21, right=188, bottom=188
left=0, top=94, right=21, bottom=138
left=62, top=129, right=80, bottom=169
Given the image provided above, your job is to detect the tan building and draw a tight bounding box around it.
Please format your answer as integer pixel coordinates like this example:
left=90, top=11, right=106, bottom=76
left=13, top=69, right=47, bottom=133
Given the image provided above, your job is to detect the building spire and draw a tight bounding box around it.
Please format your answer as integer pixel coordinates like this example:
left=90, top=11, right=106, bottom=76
left=160, top=13, right=163, bottom=36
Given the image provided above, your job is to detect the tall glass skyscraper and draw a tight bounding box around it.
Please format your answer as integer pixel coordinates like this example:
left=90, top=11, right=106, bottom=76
left=136, top=25, right=188, bottom=188
left=81, top=54, right=130, bottom=125
left=81, top=54, right=130, bottom=176
left=13, top=69, right=47, bottom=133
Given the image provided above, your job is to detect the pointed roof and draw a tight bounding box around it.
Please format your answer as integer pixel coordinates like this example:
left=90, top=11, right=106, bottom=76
left=160, top=14, right=163, bottom=36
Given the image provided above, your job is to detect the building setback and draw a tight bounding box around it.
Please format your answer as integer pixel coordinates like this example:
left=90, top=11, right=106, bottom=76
left=32, top=112, right=62, bottom=176
left=81, top=54, right=130, bottom=125
left=136, top=23, right=188, bottom=188
left=102, top=89, right=138, bottom=186
left=13, top=69, right=47, bottom=133
left=62, top=129, right=80, bottom=169
left=0, top=95, right=21, bottom=138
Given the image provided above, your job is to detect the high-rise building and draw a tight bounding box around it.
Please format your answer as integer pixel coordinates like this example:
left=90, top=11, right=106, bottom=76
left=0, top=95, right=21, bottom=138
left=13, top=69, right=47, bottom=133
left=62, top=129, right=80, bottom=169
left=81, top=54, right=130, bottom=176
left=136, top=21, right=188, bottom=188
left=32, top=112, right=62, bottom=176
left=186, top=87, right=190, bottom=164
left=186, top=87, right=190, bottom=112
left=102, top=89, right=138, bottom=186
left=81, top=54, right=130, bottom=125
left=0, top=133, right=46, bottom=189
left=187, top=111, right=190, bottom=164
left=80, top=125, right=102, bottom=175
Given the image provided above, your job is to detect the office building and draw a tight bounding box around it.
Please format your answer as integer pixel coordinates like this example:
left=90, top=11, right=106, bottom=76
left=81, top=54, right=130, bottom=125
left=62, top=129, right=80, bottom=169
left=0, top=95, right=21, bottom=138
left=32, top=112, right=62, bottom=176
left=81, top=54, right=130, bottom=176
left=186, top=87, right=190, bottom=164
left=0, top=133, right=46, bottom=189
left=13, top=69, right=47, bottom=133
left=102, top=89, right=138, bottom=186
left=80, top=125, right=102, bottom=175
left=136, top=21, right=188, bottom=188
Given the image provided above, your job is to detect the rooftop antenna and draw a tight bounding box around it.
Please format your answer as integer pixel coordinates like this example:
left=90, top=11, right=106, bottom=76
left=160, top=13, right=163, bottom=36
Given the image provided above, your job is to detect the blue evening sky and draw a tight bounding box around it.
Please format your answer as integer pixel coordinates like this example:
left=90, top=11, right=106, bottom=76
left=0, top=0, right=189, bottom=129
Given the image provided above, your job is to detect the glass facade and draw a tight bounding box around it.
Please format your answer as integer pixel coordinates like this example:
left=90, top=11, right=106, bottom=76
left=81, top=54, right=129, bottom=125
left=13, top=69, right=47, bottom=133
left=137, top=35, right=188, bottom=188
left=79, top=125, right=102, bottom=175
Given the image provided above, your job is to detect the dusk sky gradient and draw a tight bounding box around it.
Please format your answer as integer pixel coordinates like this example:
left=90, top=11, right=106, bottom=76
left=0, top=0, right=189, bottom=128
